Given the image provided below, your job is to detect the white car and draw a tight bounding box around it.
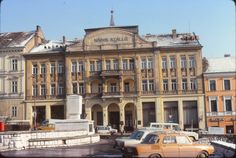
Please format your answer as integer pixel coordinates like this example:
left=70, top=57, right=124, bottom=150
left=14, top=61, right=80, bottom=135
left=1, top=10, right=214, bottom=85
left=96, top=125, right=117, bottom=135
left=114, top=128, right=159, bottom=149
left=149, top=122, right=199, bottom=141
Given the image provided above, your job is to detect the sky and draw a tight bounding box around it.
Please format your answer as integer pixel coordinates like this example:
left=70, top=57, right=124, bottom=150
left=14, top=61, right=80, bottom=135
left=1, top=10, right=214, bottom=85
left=1, top=0, right=235, bottom=58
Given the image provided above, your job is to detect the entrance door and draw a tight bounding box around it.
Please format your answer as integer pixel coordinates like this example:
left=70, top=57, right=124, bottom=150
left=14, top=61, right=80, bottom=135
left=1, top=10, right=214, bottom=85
left=109, top=112, right=119, bottom=130
left=226, top=125, right=234, bottom=134
left=35, top=106, right=46, bottom=125
left=97, top=112, right=103, bottom=125
left=125, top=111, right=133, bottom=132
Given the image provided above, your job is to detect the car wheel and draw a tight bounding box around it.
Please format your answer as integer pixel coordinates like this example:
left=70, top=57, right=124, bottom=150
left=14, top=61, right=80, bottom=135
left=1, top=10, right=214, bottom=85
left=149, top=153, right=161, bottom=158
left=197, top=151, right=208, bottom=158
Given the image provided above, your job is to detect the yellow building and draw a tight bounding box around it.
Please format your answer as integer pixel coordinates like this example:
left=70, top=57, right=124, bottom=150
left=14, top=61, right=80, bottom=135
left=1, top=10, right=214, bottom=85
left=25, top=24, right=205, bottom=131
left=204, top=55, right=236, bottom=134
left=0, top=26, right=45, bottom=121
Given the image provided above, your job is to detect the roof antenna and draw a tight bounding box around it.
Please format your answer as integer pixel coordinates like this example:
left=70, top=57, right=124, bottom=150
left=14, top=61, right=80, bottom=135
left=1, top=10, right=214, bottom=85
left=110, top=10, right=115, bottom=26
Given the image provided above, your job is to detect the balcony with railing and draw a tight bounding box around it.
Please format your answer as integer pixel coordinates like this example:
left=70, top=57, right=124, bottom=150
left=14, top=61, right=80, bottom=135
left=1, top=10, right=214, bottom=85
left=85, top=93, right=102, bottom=98
left=141, top=91, right=156, bottom=95
left=100, top=70, right=121, bottom=76
left=102, top=92, right=122, bottom=98
left=26, top=95, right=65, bottom=100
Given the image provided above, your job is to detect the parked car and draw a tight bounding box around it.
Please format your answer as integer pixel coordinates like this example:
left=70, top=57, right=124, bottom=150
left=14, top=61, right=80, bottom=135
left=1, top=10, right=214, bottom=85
left=123, top=131, right=214, bottom=158
left=114, top=128, right=159, bottom=149
left=96, top=125, right=117, bottom=135
left=149, top=122, right=199, bottom=141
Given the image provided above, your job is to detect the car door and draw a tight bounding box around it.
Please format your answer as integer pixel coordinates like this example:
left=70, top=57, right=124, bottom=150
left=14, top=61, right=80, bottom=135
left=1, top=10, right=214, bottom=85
left=161, top=136, right=179, bottom=158
left=176, top=136, right=196, bottom=158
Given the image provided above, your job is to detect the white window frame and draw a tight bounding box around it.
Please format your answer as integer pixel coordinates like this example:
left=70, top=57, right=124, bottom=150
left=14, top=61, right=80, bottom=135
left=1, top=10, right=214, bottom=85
left=190, top=78, right=197, bottom=90
left=141, top=58, right=146, bottom=70
left=58, top=63, right=64, bottom=74
left=50, top=63, right=56, bottom=74
left=78, top=61, right=84, bottom=72
left=11, top=106, right=17, bottom=117
left=110, top=83, right=117, bottom=92
left=124, top=82, right=130, bottom=92
left=72, top=61, right=77, bottom=73
left=12, top=80, right=18, bottom=93
left=181, top=56, right=186, bottom=68
left=113, top=60, right=118, bottom=70
left=162, top=57, right=167, bottom=69
left=40, top=84, right=46, bottom=96
left=142, top=80, right=148, bottom=91
left=189, top=56, right=195, bottom=68
left=182, top=79, right=187, bottom=90
left=50, top=84, right=56, bottom=95
left=209, top=96, right=218, bottom=113
left=40, top=63, right=46, bottom=74
left=96, top=61, right=102, bottom=71
left=58, top=83, right=64, bottom=95
left=223, top=96, right=233, bottom=112
left=32, top=64, right=38, bottom=75
left=209, top=79, right=216, bottom=91
left=129, top=59, right=134, bottom=70
left=149, top=80, right=154, bottom=91
left=12, top=59, right=18, bottom=71
left=79, top=83, right=84, bottom=94
left=106, top=60, right=111, bottom=70
left=123, top=59, right=128, bottom=70
left=170, top=57, right=176, bottom=69
left=163, top=79, right=168, bottom=91
left=223, top=79, right=231, bottom=90
left=90, top=61, right=95, bottom=72
left=171, top=79, right=177, bottom=91
left=32, top=85, right=38, bottom=96
left=147, top=58, right=153, bottom=69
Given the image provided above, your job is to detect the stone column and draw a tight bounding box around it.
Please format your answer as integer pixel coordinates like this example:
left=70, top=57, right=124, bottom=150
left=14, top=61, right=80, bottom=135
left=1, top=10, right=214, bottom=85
left=178, top=99, right=184, bottom=130
left=65, top=58, right=72, bottom=95
left=198, top=96, right=206, bottom=129
left=85, top=105, right=92, bottom=120
left=103, top=106, right=108, bottom=126
left=46, top=105, right=51, bottom=120
left=136, top=99, right=143, bottom=128
left=120, top=103, right=125, bottom=126
left=176, top=55, right=182, bottom=94
left=135, top=56, right=141, bottom=96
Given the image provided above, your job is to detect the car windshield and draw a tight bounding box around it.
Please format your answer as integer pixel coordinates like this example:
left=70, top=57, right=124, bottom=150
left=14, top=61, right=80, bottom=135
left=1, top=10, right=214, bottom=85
left=129, top=131, right=144, bottom=140
left=141, top=134, right=159, bottom=144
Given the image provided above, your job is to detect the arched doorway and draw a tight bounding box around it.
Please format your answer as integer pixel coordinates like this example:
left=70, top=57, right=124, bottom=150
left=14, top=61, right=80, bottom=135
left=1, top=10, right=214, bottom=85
left=124, top=103, right=136, bottom=132
left=108, top=103, right=120, bottom=130
left=91, top=104, right=103, bottom=126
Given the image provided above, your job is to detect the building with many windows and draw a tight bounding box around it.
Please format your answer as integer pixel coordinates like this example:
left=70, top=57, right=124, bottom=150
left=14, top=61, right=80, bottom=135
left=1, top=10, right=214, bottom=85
left=204, top=55, right=236, bottom=134
left=24, top=22, right=205, bottom=131
left=0, top=26, right=45, bottom=120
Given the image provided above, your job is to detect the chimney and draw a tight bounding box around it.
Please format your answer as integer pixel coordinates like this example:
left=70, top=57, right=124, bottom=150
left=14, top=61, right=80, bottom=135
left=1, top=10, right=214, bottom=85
left=35, top=25, right=41, bottom=46
left=172, top=29, right=177, bottom=39
left=224, top=54, right=231, bottom=57
left=62, top=36, right=66, bottom=44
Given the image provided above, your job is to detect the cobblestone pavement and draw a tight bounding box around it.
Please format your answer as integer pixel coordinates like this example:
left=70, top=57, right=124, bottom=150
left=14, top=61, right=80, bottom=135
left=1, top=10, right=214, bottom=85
left=0, top=135, right=231, bottom=158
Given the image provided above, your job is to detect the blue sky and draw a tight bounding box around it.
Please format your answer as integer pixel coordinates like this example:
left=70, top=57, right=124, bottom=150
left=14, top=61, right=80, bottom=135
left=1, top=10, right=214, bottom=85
left=1, top=0, right=235, bottom=58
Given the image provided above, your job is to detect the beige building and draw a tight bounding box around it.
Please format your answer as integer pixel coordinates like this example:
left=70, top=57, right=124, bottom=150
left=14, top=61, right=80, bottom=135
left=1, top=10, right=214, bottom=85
left=25, top=24, right=205, bottom=131
left=0, top=26, right=45, bottom=120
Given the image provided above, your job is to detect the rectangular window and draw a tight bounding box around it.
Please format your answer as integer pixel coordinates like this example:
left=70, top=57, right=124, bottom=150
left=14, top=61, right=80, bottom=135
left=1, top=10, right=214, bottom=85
left=72, top=83, right=77, bottom=94
left=182, top=79, right=187, bottom=90
left=96, top=60, right=102, bottom=71
left=32, top=64, right=38, bottom=75
left=142, top=80, right=148, bottom=91
left=225, top=98, right=232, bottom=111
left=171, top=79, right=177, bottom=90
left=90, top=61, right=95, bottom=71
left=58, top=62, right=64, bottom=74
left=41, top=63, right=46, bottom=74
left=123, top=59, right=128, bottom=70
left=147, top=58, right=153, bottom=69
left=12, top=59, right=18, bottom=71
left=106, top=60, right=110, bottom=70
left=113, top=60, right=118, bottom=70
left=12, top=81, right=17, bottom=93
left=224, top=80, right=231, bottom=90
left=162, top=57, right=167, bottom=69
left=11, top=106, right=17, bottom=117
left=50, top=63, right=56, bottom=74
left=51, top=84, right=55, bottom=95
left=98, top=83, right=102, bottom=93
left=163, top=79, right=168, bottom=91
left=41, top=84, right=46, bottom=96
left=110, top=83, right=117, bottom=92
left=124, top=82, right=129, bottom=92
left=210, top=100, right=217, bottom=112
left=190, top=79, right=197, bottom=90
left=72, top=61, right=77, bottom=73
left=181, top=56, right=186, bottom=68
left=149, top=80, right=154, bottom=91
left=141, top=58, right=146, bottom=70
left=78, top=61, right=84, bottom=72
left=209, top=80, right=216, bottom=91
left=130, top=59, right=134, bottom=70
left=58, top=83, right=64, bottom=95
left=170, top=57, right=176, bottom=69
left=79, top=83, right=84, bottom=94
left=32, top=85, right=38, bottom=96
left=189, top=56, right=195, bottom=68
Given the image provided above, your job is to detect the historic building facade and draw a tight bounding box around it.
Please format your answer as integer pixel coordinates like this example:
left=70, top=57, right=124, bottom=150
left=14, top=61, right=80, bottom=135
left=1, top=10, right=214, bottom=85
left=0, top=26, right=45, bottom=120
left=204, top=55, right=236, bottom=134
left=24, top=24, right=205, bottom=130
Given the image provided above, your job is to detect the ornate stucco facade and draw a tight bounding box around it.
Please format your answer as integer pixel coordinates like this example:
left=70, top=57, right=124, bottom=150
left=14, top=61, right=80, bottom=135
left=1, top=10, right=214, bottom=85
left=0, top=26, right=45, bottom=120
left=24, top=25, right=205, bottom=131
